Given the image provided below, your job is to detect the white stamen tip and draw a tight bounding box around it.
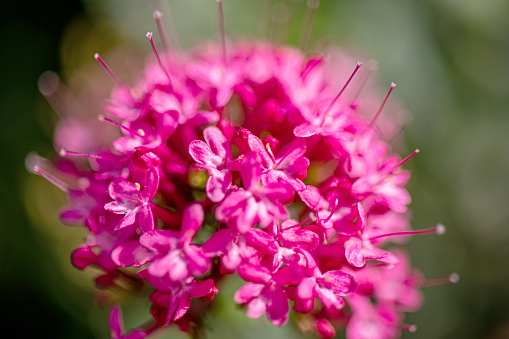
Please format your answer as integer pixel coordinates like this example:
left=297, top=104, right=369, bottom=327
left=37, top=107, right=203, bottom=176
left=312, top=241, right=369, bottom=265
left=25, top=152, right=43, bottom=173
left=153, top=10, right=163, bottom=19
left=94, top=53, right=100, bottom=60
left=357, top=61, right=362, bottom=67
left=435, top=223, right=446, bottom=235
left=146, top=32, right=153, bottom=39
left=391, top=82, right=397, bottom=88
left=59, top=148, right=67, bottom=157
left=449, top=272, right=460, bottom=284
left=38, top=71, right=60, bottom=96
left=98, top=115, right=105, bottom=121
left=415, top=148, right=420, bottom=153
left=408, top=325, right=417, bottom=333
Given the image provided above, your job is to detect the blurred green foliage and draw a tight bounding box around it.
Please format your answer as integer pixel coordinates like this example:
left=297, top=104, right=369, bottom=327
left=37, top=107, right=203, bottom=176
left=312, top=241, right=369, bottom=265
left=2, top=0, right=508, bottom=338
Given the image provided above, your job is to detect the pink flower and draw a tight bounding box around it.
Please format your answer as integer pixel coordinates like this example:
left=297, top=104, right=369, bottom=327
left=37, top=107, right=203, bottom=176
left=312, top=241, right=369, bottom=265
left=104, top=167, right=159, bottom=233
left=29, top=7, right=452, bottom=336
left=215, top=153, right=293, bottom=232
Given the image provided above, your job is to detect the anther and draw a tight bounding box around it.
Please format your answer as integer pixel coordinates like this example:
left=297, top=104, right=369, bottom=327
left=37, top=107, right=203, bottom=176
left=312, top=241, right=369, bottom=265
left=94, top=53, right=123, bottom=87
left=146, top=32, right=173, bottom=89
left=370, top=82, right=396, bottom=126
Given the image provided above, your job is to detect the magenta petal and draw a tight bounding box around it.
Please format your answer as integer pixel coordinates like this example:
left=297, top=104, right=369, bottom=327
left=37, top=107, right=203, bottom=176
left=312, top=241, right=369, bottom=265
left=344, top=238, right=366, bottom=268
left=205, top=170, right=231, bottom=202
left=244, top=229, right=279, bottom=254
left=60, top=209, right=84, bottom=225
left=265, top=284, right=289, bottom=326
left=115, top=208, right=138, bottom=230
left=246, top=297, right=267, bottom=319
left=293, top=123, right=319, bottom=137
left=203, top=126, right=231, bottom=161
left=274, top=138, right=306, bottom=169
left=108, top=305, right=123, bottom=337
left=111, top=239, right=147, bottom=267
left=126, top=329, right=147, bottom=339
left=141, top=167, right=159, bottom=201
left=234, top=282, right=264, bottom=304
left=321, top=270, right=358, bottom=296
left=173, top=293, right=191, bottom=321
left=71, top=246, right=97, bottom=270
left=297, top=277, right=316, bottom=299
left=188, top=279, right=218, bottom=298
left=184, top=246, right=211, bottom=277
left=180, top=203, right=204, bottom=243
left=247, top=134, right=274, bottom=168
left=188, top=110, right=220, bottom=126
left=202, top=228, right=233, bottom=256
left=140, top=229, right=179, bottom=252
left=298, top=186, right=324, bottom=211
left=138, top=204, right=154, bottom=233
left=189, top=140, right=222, bottom=166
left=237, top=263, right=272, bottom=283
left=109, top=180, right=138, bottom=201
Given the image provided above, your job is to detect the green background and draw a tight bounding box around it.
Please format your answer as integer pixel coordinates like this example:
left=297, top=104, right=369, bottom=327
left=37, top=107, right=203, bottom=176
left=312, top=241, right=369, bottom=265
left=2, top=0, right=508, bottom=338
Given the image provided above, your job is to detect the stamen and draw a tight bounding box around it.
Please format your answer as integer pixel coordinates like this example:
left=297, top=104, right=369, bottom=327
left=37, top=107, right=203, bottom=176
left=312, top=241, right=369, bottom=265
left=399, top=324, right=417, bottom=333
left=297, top=0, right=320, bottom=53
left=146, top=32, right=173, bottom=89
left=323, top=62, right=362, bottom=118
left=397, top=149, right=420, bottom=168
left=32, top=165, right=68, bottom=192
left=370, top=82, right=396, bottom=126
left=59, top=148, right=102, bottom=159
left=369, top=223, right=445, bottom=242
left=98, top=115, right=144, bottom=138
left=351, top=60, right=378, bottom=103
left=153, top=11, right=172, bottom=51
left=422, top=272, right=460, bottom=288
left=285, top=218, right=313, bottom=230
left=94, top=53, right=123, bottom=87
left=256, top=0, right=274, bottom=38
left=269, top=3, right=290, bottom=44
left=216, top=0, right=227, bottom=65
left=38, top=71, right=85, bottom=118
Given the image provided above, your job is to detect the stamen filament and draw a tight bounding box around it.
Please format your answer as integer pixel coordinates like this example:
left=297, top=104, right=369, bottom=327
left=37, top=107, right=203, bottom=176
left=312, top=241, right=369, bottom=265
left=146, top=32, right=173, bottom=89
left=370, top=82, right=396, bottom=126
left=217, top=0, right=227, bottom=65
left=94, top=53, right=123, bottom=87
left=153, top=11, right=172, bottom=51
left=285, top=218, right=313, bottom=230
left=422, top=272, right=460, bottom=288
left=59, top=149, right=102, bottom=159
left=397, top=149, right=420, bottom=168
left=297, top=0, right=320, bottom=53
left=369, top=223, right=445, bottom=242
left=99, top=115, right=144, bottom=138
left=32, top=166, right=69, bottom=192
left=324, top=62, right=362, bottom=117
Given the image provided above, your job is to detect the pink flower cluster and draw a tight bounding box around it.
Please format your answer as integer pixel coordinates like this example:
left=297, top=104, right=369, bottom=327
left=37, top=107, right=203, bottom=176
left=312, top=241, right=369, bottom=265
left=31, top=39, right=445, bottom=338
